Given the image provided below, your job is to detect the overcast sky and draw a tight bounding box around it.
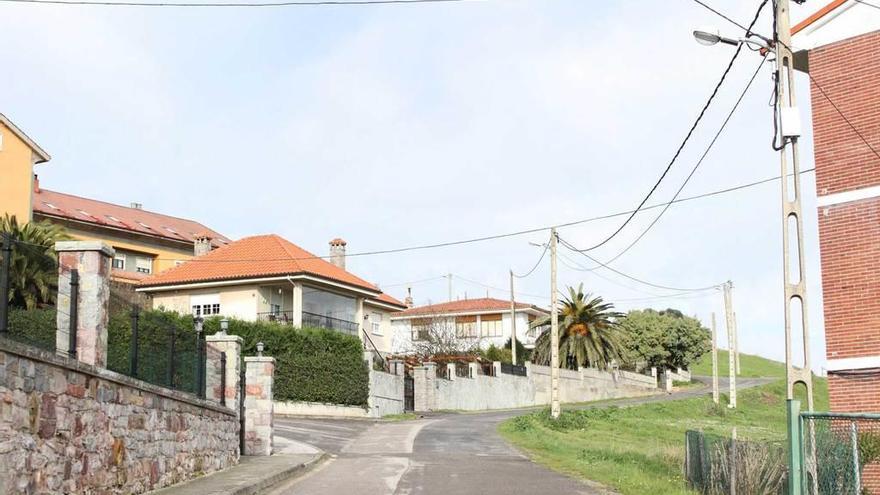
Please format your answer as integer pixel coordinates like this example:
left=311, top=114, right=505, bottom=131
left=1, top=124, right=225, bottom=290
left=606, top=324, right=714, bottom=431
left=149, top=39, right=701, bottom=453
left=1, top=0, right=830, bottom=370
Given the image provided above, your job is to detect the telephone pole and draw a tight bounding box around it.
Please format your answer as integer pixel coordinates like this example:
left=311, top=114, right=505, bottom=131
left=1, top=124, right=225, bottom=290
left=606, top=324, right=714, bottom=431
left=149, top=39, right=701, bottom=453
left=712, top=312, right=719, bottom=404
left=775, top=0, right=814, bottom=411
left=509, top=269, right=518, bottom=365
left=550, top=228, right=560, bottom=419
left=447, top=273, right=453, bottom=302
left=723, top=281, right=737, bottom=408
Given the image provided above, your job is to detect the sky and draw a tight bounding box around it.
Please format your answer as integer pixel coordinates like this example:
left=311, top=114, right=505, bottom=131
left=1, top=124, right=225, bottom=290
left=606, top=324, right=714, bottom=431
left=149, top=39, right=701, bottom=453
left=0, top=0, right=832, bottom=371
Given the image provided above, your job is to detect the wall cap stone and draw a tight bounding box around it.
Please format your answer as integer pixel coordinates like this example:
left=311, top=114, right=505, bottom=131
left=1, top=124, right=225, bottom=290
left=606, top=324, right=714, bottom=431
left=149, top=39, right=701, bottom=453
left=244, top=356, right=276, bottom=364
left=54, top=240, right=115, bottom=257
left=207, top=334, right=244, bottom=344
left=0, top=335, right=235, bottom=416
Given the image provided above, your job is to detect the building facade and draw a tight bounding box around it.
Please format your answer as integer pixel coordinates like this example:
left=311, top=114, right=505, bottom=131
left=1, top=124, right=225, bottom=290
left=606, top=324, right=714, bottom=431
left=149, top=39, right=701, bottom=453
left=390, top=297, right=549, bottom=355
left=793, top=1, right=880, bottom=412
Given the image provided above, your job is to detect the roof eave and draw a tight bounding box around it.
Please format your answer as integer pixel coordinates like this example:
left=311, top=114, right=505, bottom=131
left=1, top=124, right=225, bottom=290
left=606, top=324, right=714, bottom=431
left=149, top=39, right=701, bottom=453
left=0, top=113, right=51, bottom=163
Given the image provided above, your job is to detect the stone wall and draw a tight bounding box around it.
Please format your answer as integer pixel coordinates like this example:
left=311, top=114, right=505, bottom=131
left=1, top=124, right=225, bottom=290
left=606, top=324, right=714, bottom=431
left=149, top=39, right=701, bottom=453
left=273, top=368, right=404, bottom=419
left=0, top=337, right=238, bottom=494
left=416, top=361, right=660, bottom=412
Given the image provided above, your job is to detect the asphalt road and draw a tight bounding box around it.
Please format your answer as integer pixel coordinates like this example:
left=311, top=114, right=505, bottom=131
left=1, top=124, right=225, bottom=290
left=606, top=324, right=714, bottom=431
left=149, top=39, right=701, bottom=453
left=269, top=377, right=772, bottom=495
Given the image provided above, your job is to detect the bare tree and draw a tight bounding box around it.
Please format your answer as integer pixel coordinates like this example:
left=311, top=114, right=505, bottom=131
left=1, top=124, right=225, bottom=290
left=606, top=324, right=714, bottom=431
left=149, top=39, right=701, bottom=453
left=393, top=313, right=484, bottom=359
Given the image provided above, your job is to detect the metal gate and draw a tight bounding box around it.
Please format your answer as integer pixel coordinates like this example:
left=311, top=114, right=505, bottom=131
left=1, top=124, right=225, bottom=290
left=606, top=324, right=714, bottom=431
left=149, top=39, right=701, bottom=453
left=239, top=366, right=246, bottom=455
left=404, top=374, right=414, bottom=412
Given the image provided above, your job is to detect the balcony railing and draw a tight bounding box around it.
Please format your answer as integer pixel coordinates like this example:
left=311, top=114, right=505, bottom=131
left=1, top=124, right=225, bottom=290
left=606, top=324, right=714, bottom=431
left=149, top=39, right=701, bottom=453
left=257, top=310, right=358, bottom=336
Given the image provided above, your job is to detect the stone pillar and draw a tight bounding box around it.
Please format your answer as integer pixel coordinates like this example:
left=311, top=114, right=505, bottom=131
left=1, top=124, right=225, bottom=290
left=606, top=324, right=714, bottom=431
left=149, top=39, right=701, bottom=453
left=55, top=241, right=114, bottom=367
left=206, top=334, right=242, bottom=408
left=493, top=361, right=502, bottom=377
left=413, top=362, right=436, bottom=412
left=244, top=356, right=275, bottom=456
left=446, top=363, right=455, bottom=381
left=524, top=361, right=532, bottom=377
left=664, top=370, right=673, bottom=393
left=468, top=362, right=479, bottom=379
left=389, top=359, right=404, bottom=376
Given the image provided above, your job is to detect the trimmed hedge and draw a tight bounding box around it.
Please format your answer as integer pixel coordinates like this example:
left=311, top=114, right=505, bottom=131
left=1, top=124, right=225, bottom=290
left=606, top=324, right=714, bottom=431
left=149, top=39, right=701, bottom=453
left=3, top=307, right=369, bottom=406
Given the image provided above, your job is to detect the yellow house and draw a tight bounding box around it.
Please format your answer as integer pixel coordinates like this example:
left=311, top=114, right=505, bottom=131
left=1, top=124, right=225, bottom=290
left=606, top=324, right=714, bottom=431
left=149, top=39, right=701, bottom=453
left=0, top=112, right=229, bottom=282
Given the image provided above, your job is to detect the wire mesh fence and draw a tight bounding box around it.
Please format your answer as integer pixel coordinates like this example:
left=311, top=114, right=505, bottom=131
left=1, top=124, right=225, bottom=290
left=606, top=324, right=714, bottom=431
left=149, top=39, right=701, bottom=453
left=802, top=412, right=880, bottom=495
left=685, top=430, right=788, bottom=495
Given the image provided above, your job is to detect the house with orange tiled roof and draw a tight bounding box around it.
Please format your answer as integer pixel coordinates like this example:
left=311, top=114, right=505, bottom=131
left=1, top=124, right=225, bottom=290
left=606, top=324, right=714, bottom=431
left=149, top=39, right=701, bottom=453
left=0, top=112, right=229, bottom=283
left=137, top=234, right=407, bottom=353
left=390, top=297, right=549, bottom=354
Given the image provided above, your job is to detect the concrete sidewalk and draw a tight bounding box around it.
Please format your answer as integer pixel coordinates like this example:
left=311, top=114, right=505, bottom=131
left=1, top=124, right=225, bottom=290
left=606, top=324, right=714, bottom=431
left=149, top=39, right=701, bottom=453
left=148, top=453, right=325, bottom=495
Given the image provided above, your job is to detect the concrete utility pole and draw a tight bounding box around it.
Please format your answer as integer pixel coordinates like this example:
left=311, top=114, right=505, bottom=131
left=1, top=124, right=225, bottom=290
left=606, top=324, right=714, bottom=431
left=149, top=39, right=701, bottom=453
left=723, top=281, right=737, bottom=408
left=447, top=273, right=453, bottom=302
left=509, top=269, right=518, bottom=365
left=550, top=228, right=560, bottom=419
left=733, top=311, right=741, bottom=375
left=712, top=312, right=719, bottom=404
left=775, top=0, right=814, bottom=411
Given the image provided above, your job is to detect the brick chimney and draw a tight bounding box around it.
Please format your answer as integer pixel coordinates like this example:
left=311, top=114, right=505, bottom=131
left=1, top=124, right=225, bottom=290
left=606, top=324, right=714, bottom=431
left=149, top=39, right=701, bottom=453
left=329, top=238, right=347, bottom=270
left=405, top=287, right=414, bottom=308
left=194, top=232, right=213, bottom=256
left=33, top=174, right=40, bottom=193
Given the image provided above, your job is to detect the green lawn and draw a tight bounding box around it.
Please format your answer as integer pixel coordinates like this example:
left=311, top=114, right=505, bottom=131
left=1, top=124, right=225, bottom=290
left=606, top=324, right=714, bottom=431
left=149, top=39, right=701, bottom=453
left=499, top=376, right=827, bottom=495
left=689, top=349, right=786, bottom=378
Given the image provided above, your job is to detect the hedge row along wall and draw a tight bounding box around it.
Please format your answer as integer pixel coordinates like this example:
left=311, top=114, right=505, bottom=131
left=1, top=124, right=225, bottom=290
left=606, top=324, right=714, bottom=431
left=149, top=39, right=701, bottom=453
left=7, top=308, right=370, bottom=407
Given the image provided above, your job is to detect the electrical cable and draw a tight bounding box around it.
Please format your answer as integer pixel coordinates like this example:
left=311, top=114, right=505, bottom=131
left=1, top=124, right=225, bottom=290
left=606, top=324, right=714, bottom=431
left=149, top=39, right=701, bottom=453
left=854, top=0, right=880, bottom=11
left=689, top=0, right=750, bottom=32
left=808, top=72, right=880, bottom=163
left=573, top=0, right=770, bottom=253
left=558, top=235, right=721, bottom=292
left=597, top=54, right=768, bottom=267
left=511, top=233, right=550, bottom=279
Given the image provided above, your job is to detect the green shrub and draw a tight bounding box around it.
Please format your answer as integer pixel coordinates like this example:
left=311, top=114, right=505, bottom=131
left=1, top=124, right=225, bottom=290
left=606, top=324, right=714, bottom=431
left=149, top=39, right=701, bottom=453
left=6, top=307, right=57, bottom=351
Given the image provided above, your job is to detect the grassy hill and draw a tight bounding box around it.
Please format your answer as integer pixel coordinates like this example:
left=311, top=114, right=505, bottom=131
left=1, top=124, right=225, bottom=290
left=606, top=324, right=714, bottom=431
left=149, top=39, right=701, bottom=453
left=690, top=349, right=786, bottom=378
left=500, top=367, right=825, bottom=495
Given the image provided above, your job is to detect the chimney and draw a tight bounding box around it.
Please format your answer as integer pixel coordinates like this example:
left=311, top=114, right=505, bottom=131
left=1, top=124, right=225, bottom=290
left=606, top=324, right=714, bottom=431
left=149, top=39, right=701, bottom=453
left=329, top=238, right=347, bottom=270
left=130, top=202, right=143, bottom=210
left=405, top=287, right=414, bottom=308
left=33, top=174, right=40, bottom=193
left=194, top=232, right=213, bottom=256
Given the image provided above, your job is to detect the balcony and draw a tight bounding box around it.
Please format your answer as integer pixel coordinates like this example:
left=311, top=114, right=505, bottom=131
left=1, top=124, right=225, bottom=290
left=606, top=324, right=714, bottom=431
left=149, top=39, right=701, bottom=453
left=257, top=310, right=359, bottom=336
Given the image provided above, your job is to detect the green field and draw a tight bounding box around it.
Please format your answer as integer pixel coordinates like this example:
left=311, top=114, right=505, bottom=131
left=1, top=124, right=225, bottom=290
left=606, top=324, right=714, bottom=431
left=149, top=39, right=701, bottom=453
left=500, top=354, right=825, bottom=495
left=690, top=349, right=787, bottom=378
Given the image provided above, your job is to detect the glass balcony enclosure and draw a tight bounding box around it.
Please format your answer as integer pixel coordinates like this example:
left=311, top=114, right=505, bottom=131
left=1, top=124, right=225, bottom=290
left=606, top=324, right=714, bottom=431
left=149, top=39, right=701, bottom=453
left=255, top=283, right=360, bottom=336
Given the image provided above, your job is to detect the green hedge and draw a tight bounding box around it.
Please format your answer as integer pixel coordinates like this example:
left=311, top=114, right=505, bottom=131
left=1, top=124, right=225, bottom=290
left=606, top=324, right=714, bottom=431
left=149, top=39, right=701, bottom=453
left=3, top=307, right=369, bottom=406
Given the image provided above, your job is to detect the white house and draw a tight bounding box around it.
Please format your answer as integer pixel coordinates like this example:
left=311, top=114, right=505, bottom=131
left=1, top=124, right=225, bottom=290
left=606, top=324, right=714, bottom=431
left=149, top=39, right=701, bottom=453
left=137, top=235, right=407, bottom=354
left=390, top=297, right=549, bottom=354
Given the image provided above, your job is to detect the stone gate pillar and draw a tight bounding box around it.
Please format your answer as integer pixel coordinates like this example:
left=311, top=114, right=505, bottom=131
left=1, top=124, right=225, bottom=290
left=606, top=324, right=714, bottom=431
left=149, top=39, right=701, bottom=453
left=244, top=356, right=275, bottom=455
left=206, top=333, right=242, bottom=409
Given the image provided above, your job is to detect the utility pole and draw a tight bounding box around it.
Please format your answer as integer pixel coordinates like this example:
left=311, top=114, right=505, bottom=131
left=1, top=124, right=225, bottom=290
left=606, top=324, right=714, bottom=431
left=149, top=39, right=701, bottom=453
left=775, top=0, right=814, bottom=411
left=723, top=281, right=736, bottom=408
left=447, top=273, right=453, bottom=302
left=733, top=311, right=741, bottom=375
left=509, top=269, right=518, bottom=365
left=549, top=228, right=560, bottom=419
left=712, top=312, right=719, bottom=404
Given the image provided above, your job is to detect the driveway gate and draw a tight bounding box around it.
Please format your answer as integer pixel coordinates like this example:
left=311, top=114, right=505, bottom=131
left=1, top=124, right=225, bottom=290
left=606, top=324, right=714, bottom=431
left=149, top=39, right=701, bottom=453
left=404, top=374, right=414, bottom=412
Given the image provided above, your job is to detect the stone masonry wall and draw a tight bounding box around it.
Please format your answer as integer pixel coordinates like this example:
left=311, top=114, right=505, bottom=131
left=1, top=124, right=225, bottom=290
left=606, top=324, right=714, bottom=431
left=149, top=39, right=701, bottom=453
left=0, top=337, right=239, bottom=494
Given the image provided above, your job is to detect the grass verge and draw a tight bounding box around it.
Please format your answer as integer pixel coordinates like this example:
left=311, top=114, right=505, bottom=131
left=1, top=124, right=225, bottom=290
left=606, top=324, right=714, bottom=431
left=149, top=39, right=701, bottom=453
left=382, top=413, right=419, bottom=421
left=499, top=378, right=827, bottom=495
left=690, top=350, right=786, bottom=378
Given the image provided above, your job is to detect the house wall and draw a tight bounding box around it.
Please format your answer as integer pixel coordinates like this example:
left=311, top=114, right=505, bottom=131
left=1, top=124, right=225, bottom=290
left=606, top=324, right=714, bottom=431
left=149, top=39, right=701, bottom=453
left=364, top=304, right=396, bottom=354
left=390, top=311, right=537, bottom=354
left=0, top=121, right=38, bottom=223
left=151, top=285, right=260, bottom=321
left=809, top=29, right=880, bottom=414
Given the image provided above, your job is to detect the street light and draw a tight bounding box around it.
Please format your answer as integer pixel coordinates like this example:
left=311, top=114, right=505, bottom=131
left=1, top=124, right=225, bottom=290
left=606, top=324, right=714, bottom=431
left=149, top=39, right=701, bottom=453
left=693, top=25, right=771, bottom=50
left=256, top=342, right=265, bottom=357
left=219, top=318, right=229, bottom=336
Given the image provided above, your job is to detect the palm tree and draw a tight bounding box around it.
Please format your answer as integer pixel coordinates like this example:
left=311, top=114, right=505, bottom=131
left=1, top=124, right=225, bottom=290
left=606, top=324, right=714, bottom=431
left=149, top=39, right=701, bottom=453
left=1, top=214, right=69, bottom=309
left=531, top=284, right=625, bottom=370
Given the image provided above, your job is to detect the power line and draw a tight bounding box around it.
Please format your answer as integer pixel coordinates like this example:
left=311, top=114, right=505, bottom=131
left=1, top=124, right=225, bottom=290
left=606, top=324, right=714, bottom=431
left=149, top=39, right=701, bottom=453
left=147, top=167, right=815, bottom=265
left=452, top=274, right=549, bottom=301
left=854, top=0, right=880, bottom=11
left=0, top=0, right=470, bottom=6
left=808, top=72, right=880, bottom=163
left=557, top=235, right=721, bottom=293
left=689, top=0, right=750, bottom=32
left=379, top=275, right=447, bottom=288
left=512, top=233, right=550, bottom=279
left=598, top=55, right=768, bottom=267
left=574, top=0, right=770, bottom=253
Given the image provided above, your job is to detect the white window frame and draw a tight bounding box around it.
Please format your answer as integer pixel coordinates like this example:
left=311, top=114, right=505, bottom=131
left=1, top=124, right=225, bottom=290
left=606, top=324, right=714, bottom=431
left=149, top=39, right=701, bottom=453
left=113, top=255, right=125, bottom=270
left=135, top=257, right=152, bottom=274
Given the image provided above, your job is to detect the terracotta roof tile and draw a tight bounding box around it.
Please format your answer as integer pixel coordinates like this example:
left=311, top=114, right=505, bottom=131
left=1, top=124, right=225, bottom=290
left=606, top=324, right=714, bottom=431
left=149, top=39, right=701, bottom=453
left=396, top=297, right=546, bottom=317
left=33, top=189, right=229, bottom=248
left=139, top=234, right=382, bottom=293
left=372, top=292, right=407, bottom=308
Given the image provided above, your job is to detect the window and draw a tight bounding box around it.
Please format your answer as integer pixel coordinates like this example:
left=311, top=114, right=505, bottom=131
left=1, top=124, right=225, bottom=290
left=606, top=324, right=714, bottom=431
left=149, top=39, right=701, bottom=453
left=270, top=303, right=281, bottom=315
left=112, top=255, right=125, bottom=270
left=371, top=312, right=383, bottom=335
left=480, top=314, right=503, bottom=338
left=411, top=318, right=431, bottom=341
left=135, top=257, right=152, bottom=274
left=455, top=315, right=478, bottom=338
left=191, top=294, right=220, bottom=317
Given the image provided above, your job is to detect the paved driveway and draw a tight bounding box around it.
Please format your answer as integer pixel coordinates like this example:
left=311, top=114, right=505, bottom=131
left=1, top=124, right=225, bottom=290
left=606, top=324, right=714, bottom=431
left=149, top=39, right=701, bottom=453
left=269, top=377, right=771, bottom=495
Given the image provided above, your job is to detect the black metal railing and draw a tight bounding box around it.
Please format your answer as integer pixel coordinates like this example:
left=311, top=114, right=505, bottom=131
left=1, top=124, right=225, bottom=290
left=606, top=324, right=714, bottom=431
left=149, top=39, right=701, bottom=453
left=257, top=310, right=295, bottom=325
left=363, top=329, right=388, bottom=372
left=500, top=362, right=528, bottom=377
left=302, top=311, right=358, bottom=335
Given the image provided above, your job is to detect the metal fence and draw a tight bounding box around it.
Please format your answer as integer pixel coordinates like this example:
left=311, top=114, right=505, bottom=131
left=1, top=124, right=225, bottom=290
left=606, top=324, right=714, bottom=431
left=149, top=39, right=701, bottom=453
left=685, top=430, right=788, bottom=495
left=800, top=412, right=880, bottom=495
left=500, top=362, right=528, bottom=377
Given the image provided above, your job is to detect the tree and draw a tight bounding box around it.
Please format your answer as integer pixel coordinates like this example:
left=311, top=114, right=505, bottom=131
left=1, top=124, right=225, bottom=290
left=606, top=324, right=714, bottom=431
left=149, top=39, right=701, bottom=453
left=0, top=214, right=69, bottom=309
left=530, top=285, right=625, bottom=370
left=396, top=314, right=484, bottom=359
left=618, top=308, right=710, bottom=371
